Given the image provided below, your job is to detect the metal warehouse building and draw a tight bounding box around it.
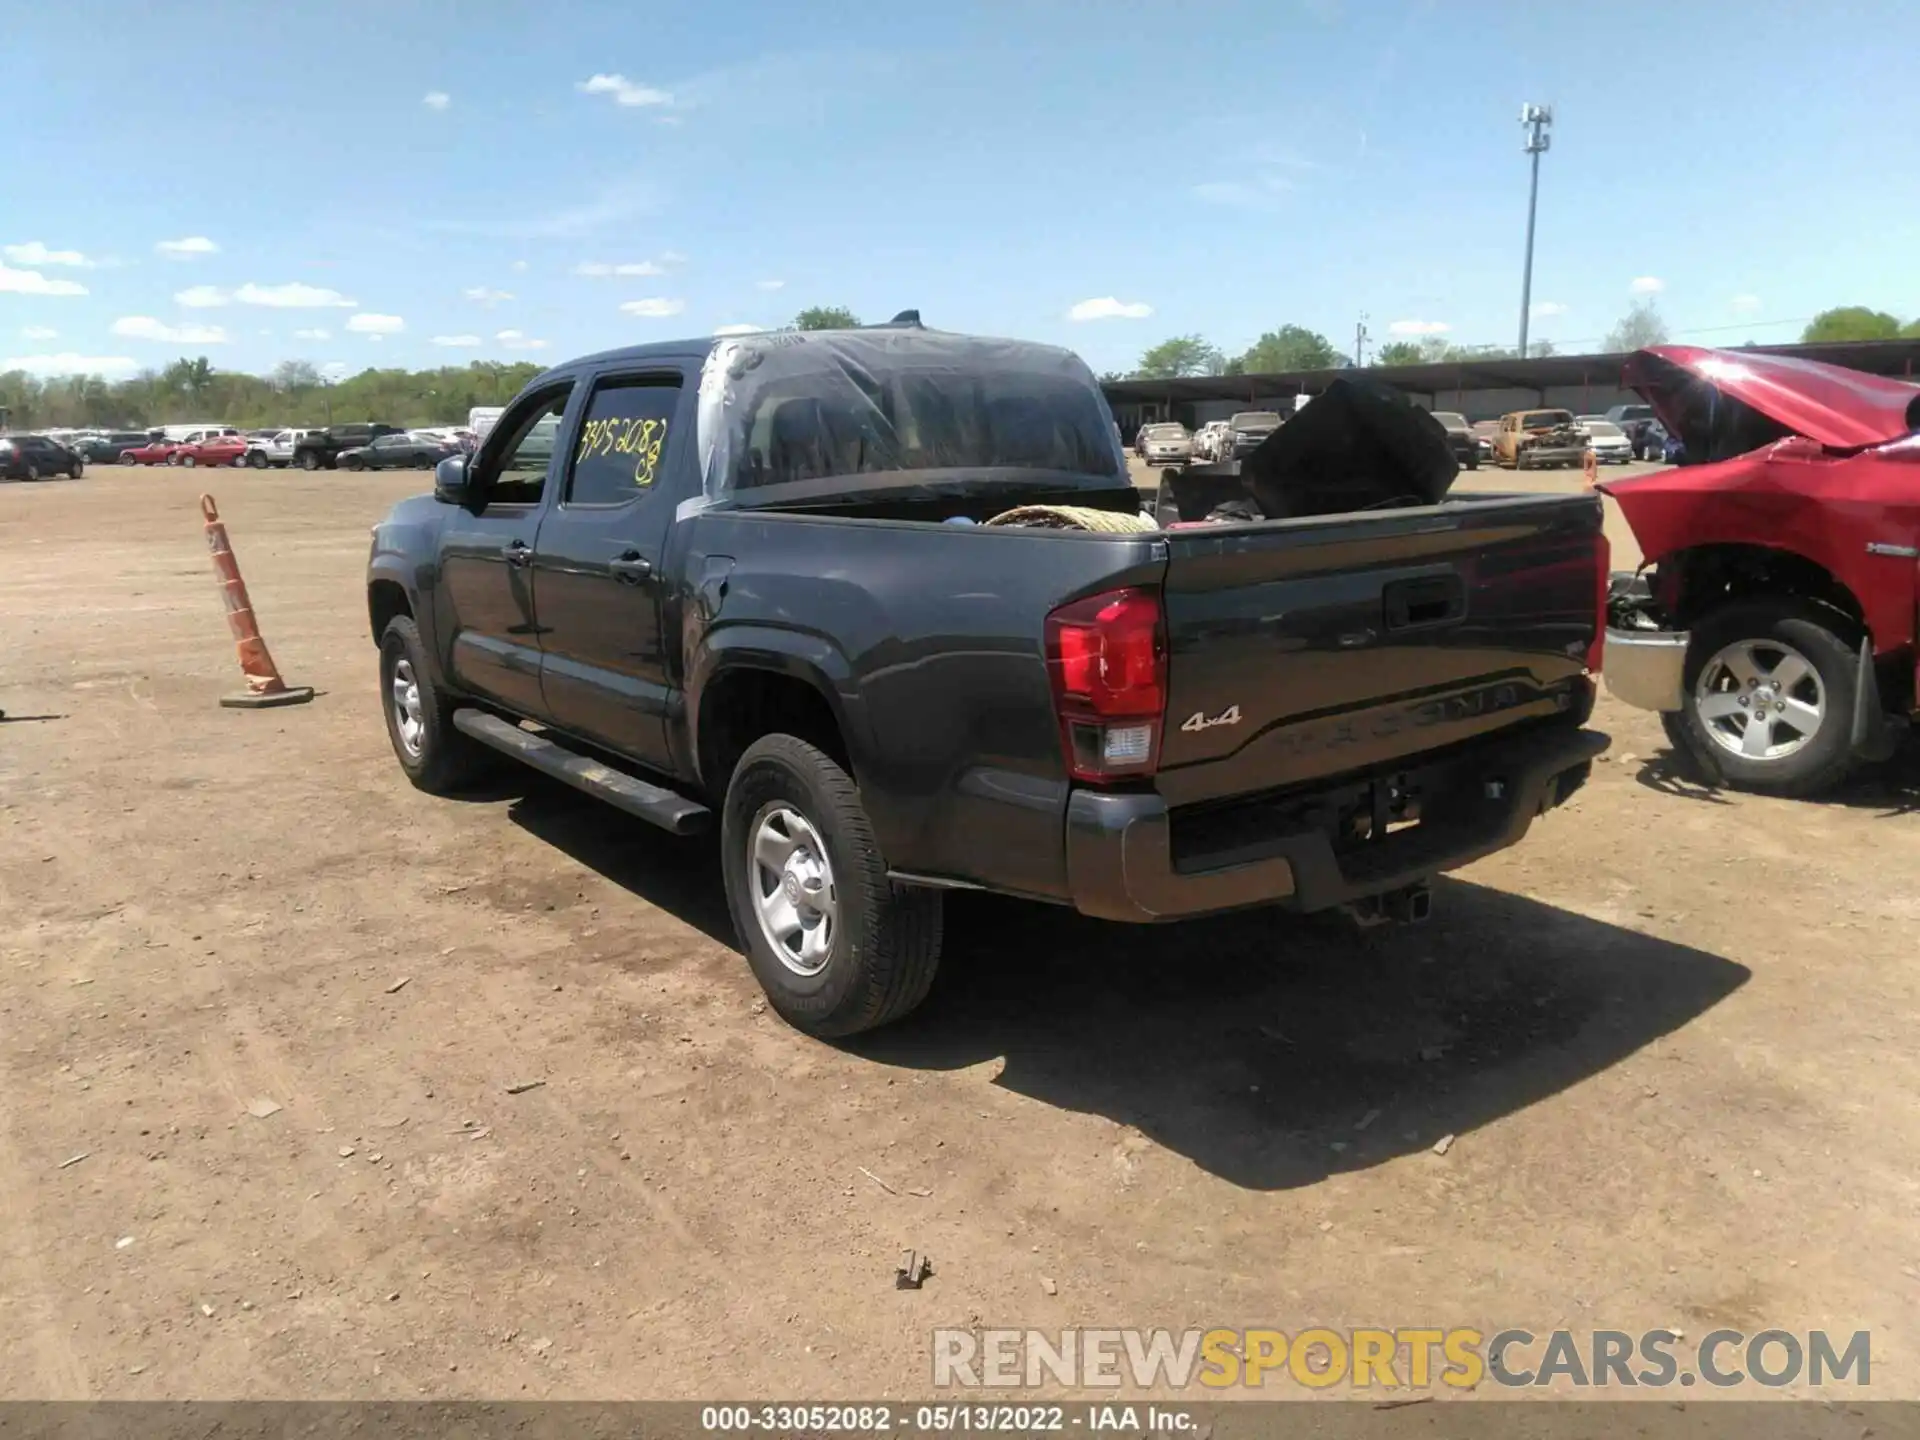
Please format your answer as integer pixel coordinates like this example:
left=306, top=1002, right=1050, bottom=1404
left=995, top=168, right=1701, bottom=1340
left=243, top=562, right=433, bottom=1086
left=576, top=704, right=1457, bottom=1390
left=1100, top=337, right=1920, bottom=436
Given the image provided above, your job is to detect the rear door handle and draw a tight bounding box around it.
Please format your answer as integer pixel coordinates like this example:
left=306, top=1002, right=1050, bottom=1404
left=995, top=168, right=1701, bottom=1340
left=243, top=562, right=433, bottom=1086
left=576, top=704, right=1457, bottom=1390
left=503, top=540, right=532, bottom=568
left=609, top=551, right=654, bottom=585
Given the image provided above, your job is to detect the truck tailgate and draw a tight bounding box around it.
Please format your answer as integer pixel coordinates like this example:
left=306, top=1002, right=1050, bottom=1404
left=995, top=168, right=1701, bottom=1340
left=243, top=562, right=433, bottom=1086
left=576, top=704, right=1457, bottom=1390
left=1155, top=492, right=1604, bottom=807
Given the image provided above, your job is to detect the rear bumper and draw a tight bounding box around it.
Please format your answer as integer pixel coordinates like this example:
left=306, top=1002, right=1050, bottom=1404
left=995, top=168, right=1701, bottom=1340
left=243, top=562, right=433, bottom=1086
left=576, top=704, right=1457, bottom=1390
left=1601, top=627, right=1689, bottom=712
left=1064, top=724, right=1609, bottom=923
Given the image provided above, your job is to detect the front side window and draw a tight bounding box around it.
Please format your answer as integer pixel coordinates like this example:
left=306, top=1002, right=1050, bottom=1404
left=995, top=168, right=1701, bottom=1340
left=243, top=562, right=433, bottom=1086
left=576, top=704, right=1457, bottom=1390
left=480, top=388, right=571, bottom=506
left=566, top=377, right=682, bottom=506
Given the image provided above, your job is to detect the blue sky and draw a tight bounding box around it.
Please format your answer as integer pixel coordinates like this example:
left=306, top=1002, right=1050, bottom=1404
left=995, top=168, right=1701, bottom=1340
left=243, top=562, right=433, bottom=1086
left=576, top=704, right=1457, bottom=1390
left=7, top=0, right=1917, bottom=381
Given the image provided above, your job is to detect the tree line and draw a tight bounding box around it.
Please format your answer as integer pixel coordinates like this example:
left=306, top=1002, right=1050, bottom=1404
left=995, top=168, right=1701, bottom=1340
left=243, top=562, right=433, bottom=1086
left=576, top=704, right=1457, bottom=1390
left=2, top=300, right=1914, bottom=432
left=1118, top=302, right=1920, bottom=381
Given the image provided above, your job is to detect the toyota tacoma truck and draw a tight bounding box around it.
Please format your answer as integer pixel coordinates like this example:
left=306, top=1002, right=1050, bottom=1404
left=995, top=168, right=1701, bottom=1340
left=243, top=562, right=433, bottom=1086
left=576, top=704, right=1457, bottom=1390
left=367, top=321, right=1610, bottom=1036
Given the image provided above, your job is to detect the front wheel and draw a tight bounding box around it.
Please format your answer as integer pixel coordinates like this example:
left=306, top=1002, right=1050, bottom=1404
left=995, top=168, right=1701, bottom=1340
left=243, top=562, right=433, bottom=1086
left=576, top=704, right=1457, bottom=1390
left=300, top=452, right=319, bottom=471
left=721, top=734, right=942, bottom=1037
left=1666, top=599, right=1861, bottom=796
left=68, top=462, right=82, bottom=480
left=378, top=615, right=493, bottom=794
left=181, top=454, right=197, bottom=467
left=248, top=451, right=268, bottom=469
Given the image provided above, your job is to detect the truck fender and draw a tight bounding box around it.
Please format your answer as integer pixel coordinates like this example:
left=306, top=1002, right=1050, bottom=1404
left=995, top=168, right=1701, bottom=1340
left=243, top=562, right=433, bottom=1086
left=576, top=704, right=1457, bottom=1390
left=685, top=626, right=878, bottom=790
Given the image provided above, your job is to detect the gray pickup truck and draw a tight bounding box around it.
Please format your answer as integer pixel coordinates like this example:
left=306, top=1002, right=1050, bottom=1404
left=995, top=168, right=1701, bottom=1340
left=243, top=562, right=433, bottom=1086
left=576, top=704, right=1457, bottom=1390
left=368, top=321, right=1609, bottom=1035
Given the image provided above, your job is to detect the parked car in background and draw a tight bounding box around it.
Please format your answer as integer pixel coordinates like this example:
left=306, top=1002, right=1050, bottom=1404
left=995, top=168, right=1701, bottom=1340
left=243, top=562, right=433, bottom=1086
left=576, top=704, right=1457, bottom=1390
left=119, top=438, right=180, bottom=466
left=1599, top=343, right=1920, bottom=797
left=1470, top=419, right=1500, bottom=459
left=1223, top=410, right=1284, bottom=460
left=338, top=432, right=454, bottom=471
left=172, top=431, right=252, bottom=468
left=1429, top=411, right=1481, bottom=470
left=293, top=423, right=405, bottom=470
left=245, top=428, right=319, bottom=468
left=159, top=424, right=239, bottom=444
left=1604, top=402, right=1662, bottom=460
left=1493, top=409, right=1586, bottom=470
left=1138, top=422, right=1193, bottom=467
left=74, top=431, right=152, bottom=463
left=0, top=433, right=84, bottom=480
left=1575, top=416, right=1634, bottom=464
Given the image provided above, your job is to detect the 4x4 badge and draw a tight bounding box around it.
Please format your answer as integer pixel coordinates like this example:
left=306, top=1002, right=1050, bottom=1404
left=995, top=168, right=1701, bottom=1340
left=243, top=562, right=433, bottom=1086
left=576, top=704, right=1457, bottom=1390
left=1181, top=705, right=1242, bottom=733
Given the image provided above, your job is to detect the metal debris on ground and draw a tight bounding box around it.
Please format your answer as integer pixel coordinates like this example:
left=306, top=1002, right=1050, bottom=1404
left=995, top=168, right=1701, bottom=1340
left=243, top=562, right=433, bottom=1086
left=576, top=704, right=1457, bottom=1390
left=858, top=1166, right=898, bottom=1195
left=245, top=1097, right=283, bottom=1119
left=1040, top=1276, right=1057, bottom=1296
left=1432, top=1133, right=1456, bottom=1156
left=895, top=1250, right=932, bottom=1290
left=505, top=1080, right=546, bottom=1095
left=906, top=1186, right=933, bottom=1198
left=58, top=1152, right=90, bottom=1170
left=384, top=977, right=411, bottom=994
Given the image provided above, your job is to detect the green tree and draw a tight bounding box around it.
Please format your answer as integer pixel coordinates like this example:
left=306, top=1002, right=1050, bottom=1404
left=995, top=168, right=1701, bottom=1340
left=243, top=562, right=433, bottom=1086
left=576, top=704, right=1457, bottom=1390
left=1375, top=340, right=1425, bottom=366
left=1604, top=300, right=1669, bottom=352
left=1132, top=335, right=1224, bottom=379
left=1236, top=324, right=1340, bottom=373
left=1801, top=306, right=1902, bottom=343
left=792, top=305, right=860, bottom=331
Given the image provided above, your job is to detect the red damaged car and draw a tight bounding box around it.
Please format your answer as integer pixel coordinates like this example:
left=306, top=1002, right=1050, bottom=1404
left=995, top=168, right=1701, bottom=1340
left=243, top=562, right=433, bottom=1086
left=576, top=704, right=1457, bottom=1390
left=1600, top=345, right=1920, bottom=795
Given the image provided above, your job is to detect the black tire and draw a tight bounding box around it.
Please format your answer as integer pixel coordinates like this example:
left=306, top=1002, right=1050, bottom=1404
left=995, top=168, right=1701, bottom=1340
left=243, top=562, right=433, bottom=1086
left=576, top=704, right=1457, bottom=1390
left=248, top=451, right=268, bottom=469
left=378, top=615, right=493, bottom=794
left=181, top=453, right=197, bottom=468
left=68, top=462, right=82, bottom=480
left=1464, top=453, right=1479, bottom=471
left=24, top=463, right=40, bottom=481
left=1515, top=449, right=1530, bottom=471
left=345, top=456, right=364, bottom=471
left=300, top=451, right=320, bottom=471
left=1666, top=599, right=1860, bottom=796
left=721, top=734, right=942, bottom=1037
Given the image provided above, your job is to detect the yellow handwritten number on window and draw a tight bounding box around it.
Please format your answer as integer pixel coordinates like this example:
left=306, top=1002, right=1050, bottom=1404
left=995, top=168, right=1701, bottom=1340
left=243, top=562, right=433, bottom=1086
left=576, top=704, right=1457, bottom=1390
left=576, top=414, right=669, bottom=491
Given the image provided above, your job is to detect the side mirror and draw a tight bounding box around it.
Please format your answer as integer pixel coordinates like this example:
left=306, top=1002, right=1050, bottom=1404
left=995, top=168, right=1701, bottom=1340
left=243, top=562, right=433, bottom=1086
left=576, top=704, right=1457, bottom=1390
left=433, top=453, right=476, bottom=506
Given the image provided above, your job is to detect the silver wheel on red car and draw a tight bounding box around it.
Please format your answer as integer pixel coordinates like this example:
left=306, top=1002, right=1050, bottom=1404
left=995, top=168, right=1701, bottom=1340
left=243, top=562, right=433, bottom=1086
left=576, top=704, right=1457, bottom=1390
left=1669, top=599, right=1860, bottom=797
left=1693, top=638, right=1826, bottom=762
left=747, top=802, right=838, bottom=976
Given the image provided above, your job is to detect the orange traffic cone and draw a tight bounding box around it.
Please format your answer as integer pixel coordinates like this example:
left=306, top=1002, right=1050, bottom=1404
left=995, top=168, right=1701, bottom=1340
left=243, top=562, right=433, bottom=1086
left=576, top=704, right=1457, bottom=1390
left=200, top=494, right=314, bottom=710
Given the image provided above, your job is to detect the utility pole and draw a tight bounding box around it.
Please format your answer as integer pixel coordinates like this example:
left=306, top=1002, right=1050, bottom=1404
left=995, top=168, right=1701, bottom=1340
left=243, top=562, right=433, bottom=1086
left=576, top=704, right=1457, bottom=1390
left=1517, top=103, right=1553, bottom=359
left=1354, top=314, right=1370, bottom=368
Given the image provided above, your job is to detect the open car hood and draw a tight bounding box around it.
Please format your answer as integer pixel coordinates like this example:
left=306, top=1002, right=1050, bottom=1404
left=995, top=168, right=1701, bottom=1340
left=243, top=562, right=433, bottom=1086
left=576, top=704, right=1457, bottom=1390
left=1624, top=345, right=1920, bottom=454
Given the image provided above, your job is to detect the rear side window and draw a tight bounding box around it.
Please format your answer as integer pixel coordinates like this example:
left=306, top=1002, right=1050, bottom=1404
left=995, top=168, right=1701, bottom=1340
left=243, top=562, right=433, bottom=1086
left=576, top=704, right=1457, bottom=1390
left=566, top=377, right=682, bottom=506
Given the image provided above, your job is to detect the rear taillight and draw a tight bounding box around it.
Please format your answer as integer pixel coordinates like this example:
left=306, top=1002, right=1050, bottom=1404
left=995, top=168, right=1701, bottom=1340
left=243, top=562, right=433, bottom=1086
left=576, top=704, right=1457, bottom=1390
left=1045, top=586, right=1168, bottom=784
left=1586, top=534, right=1612, bottom=672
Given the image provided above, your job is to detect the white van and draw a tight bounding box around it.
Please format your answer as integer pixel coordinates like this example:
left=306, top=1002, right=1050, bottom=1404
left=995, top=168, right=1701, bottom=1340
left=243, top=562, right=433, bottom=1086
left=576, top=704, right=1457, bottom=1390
left=468, top=406, right=504, bottom=441
left=161, top=423, right=238, bottom=443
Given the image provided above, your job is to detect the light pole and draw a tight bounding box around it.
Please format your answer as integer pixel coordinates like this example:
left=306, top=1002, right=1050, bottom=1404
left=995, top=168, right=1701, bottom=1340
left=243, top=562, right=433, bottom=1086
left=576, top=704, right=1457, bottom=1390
left=1516, top=103, right=1553, bottom=359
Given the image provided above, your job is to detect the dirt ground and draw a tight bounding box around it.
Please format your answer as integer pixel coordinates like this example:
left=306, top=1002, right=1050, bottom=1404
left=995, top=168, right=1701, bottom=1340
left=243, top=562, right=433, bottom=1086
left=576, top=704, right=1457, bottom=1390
left=3, top=463, right=1918, bottom=1401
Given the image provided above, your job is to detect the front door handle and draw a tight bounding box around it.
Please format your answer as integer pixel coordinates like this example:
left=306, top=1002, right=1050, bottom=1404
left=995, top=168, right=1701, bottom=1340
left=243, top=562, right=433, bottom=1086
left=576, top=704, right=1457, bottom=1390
left=503, top=540, right=532, bottom=568
left=609, top=551, right=654, bottom=586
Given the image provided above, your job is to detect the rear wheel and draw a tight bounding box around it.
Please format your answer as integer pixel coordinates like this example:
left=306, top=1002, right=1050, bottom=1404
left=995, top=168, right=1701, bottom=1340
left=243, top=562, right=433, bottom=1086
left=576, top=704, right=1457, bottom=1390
left=300, top=451, right=320, bottom=471
left=25, top=463, right=40, bottom=481
left=721, top=735, right=942, bottom=1037
left=1666, top=599, right=1860, bottom=796
left=68, top=462, right=82, bottom=479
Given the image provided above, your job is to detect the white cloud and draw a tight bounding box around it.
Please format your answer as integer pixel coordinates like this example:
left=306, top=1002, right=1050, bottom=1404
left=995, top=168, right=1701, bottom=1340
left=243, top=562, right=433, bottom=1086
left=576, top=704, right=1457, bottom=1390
left=714, top=323, right=767, bottom=336
left=292, top=328, right=331, bottom=341
left=346, top=313, right=405, bottom=335
left=1629, top=276, right=1665, bottom=295
left=432, top=334, right=483, bottom=347
left=175, top=284, right=229, bottom=308
left=1067, top=296, right=1153, bottom=322
left=511, top=260, right=529, bottom=272
left=463, top=285, right=514, bottom=304
left=660, top=250, right=687, bottom=265
left=1730, top=293, right=1761, bottom=313
left=0, top=352, right=138, bottom=376
left=495, top=329, right=550, bottom=350
left=756, top=279, right=786, bottom=291
left=0, top=263, right=87, bottom=297
left=1191, top=177, right=1297, bottom=211
left=577, top=73, right=673, bottom=107
left=156, top=235, right=219, bottom=260
left=4, top=241, right=94, bottom=268
left=235, top=282, right=356, bottom=308
left=20, top=325, right=58, bottom=340
left=1388, top=319, right=1450, bottom=337
left=111, top=315, right=229, bottom=344
left=1530, top=301, right=1568, bottom=318
left=422, top=91, right=451, bottom=110
left=576, top=261, right=664, bottom=277
left=619, top=297, right=686, bottom=318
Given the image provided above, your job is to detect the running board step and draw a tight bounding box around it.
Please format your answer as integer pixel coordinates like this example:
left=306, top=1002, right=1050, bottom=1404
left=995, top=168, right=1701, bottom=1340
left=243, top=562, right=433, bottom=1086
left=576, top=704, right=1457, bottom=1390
left=452, top=709, right=711, bottom=835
